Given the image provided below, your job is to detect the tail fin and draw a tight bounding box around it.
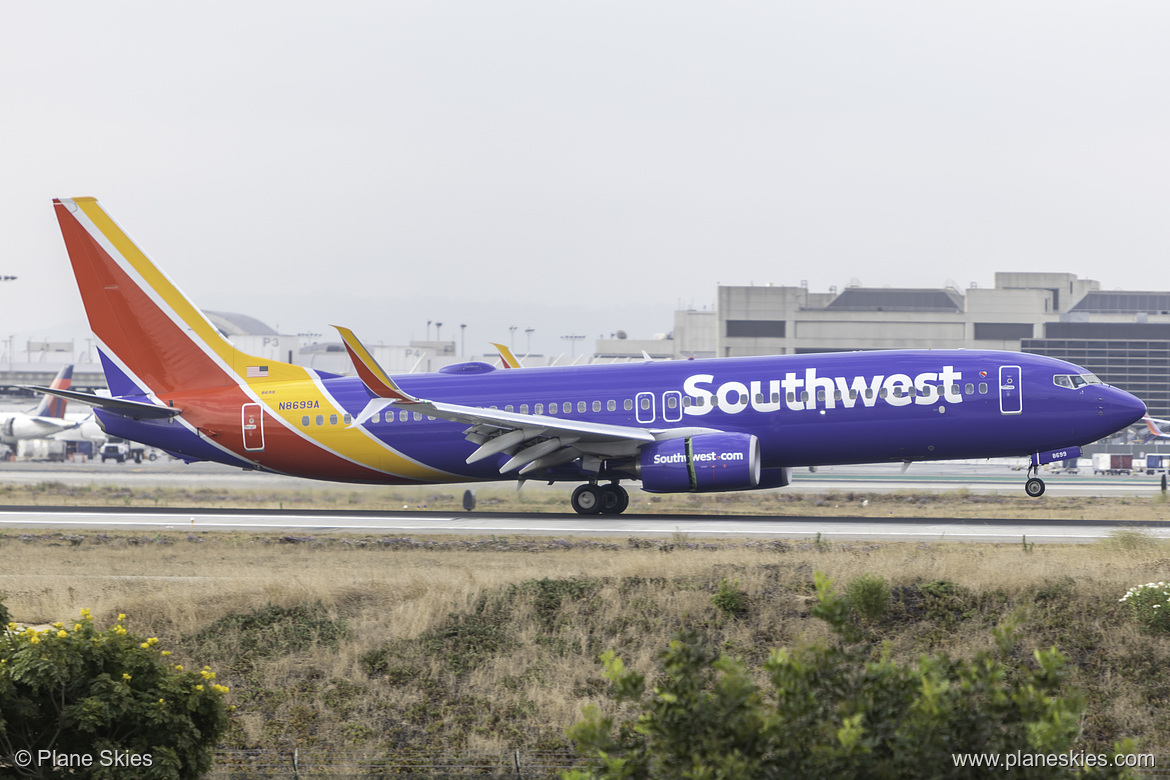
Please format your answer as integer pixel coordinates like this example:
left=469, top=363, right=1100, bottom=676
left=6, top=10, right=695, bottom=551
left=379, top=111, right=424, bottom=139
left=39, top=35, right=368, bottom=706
left=31, top=365, right=73, bottom=417
left=52, top=198, right=296, bottom=398
left=1144, top=416, right=1168, bottom=441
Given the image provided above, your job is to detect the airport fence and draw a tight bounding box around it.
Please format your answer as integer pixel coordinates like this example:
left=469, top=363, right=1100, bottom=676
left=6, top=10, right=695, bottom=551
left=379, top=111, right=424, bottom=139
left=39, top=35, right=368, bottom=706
left=205, top=748, right=580, bottom=778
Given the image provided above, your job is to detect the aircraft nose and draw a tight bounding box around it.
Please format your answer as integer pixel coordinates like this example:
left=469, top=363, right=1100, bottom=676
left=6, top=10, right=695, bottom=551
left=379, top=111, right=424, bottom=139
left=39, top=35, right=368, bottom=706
left=1102, top=387, right=1147, bottom=430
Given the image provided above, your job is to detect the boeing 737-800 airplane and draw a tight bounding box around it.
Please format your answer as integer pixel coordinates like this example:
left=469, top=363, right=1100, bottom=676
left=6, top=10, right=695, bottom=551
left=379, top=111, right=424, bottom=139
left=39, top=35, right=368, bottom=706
left=38, top=197, right=1145, bottom=514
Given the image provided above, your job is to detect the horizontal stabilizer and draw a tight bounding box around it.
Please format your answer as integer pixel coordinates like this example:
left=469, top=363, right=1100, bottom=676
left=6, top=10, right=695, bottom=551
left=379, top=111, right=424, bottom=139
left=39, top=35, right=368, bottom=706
left=24, top=386, right=182, bottom=420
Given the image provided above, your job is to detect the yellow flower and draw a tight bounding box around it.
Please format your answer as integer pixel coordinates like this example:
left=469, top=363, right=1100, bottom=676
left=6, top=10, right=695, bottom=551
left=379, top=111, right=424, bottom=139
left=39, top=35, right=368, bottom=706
left=29, top=635, right=39, bottom=644
left=52, top=622, right=63, bottom=629
left=140, top=642, right=149, bottom=649
left=80, top=608, right=92, bottom=619
left=147, top=637, right=159, bottom=646
left=57, top=631, right=68, bottom=638
left=174, top=665, right=184, bottom=672
left=160, top=650, right=171, bottom=657
left=212, top=684, right=230, bottom=694
left=117, top=613, right=126, bottom=621
left=195, top=684, right=204, bottom=691
left=113, top=626, right=127, bottom=636
left=6, top=622, right=16, bottom=632
left=73, top=624, right=82, bottom=631
left=201, top=669, right=216, bottom=680
left=122, top=673, right=131, bottom=681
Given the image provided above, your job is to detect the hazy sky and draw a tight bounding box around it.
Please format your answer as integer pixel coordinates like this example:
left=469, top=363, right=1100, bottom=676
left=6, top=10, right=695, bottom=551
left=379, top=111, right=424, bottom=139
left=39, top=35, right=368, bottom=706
left=3, top=2, right=1168, bottom=360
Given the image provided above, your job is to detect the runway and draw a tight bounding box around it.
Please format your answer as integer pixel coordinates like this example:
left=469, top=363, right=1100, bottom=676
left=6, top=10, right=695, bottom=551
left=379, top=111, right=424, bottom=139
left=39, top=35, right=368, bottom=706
left=0, top=505, right=1166, bottom=544
left=1, top=458, right=1166, bottom=496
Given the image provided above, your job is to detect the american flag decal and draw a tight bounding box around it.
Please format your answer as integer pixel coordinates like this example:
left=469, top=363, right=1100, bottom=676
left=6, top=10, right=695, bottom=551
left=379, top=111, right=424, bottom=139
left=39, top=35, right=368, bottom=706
left=246, top=366, right=269, bottom=378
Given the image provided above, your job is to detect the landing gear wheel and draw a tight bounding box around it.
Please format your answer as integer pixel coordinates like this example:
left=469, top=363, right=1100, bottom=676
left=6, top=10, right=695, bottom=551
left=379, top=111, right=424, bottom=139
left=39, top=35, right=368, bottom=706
left=1025, top=477, right=1046, bottom=498
left=571, top=484, right=604, bottom=515
left=600, top=484, right=630, bottom=515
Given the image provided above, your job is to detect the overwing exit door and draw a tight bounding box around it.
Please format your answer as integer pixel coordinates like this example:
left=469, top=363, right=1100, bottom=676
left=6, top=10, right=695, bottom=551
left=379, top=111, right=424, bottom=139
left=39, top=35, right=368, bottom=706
left=242, top=403, right=265, bottom=450
left=999, top=366, right=1022, bottom=415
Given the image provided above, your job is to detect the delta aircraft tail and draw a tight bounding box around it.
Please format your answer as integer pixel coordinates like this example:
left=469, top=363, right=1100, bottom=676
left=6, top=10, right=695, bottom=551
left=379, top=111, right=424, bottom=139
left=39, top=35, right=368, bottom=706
left=30, top=364, right=73, bottom=418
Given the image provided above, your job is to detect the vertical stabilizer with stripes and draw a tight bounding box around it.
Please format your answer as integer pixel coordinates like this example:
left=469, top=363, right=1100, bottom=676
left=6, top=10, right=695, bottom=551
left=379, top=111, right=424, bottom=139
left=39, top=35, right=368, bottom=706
left=52, top=197, right=287, bottom=397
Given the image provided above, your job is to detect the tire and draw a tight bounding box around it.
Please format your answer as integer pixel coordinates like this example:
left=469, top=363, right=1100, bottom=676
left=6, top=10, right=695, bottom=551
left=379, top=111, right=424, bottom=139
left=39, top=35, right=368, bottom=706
left=571, top=484, right=603, bottom=515
left=1024, top=477, right=1045, bottom=498
left=600, top=484, right=630, bottom=515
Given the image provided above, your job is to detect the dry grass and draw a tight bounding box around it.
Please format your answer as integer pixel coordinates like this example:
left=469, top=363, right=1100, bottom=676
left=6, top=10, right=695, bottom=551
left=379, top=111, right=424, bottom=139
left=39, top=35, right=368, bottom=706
left=4, top=530, right=1170, bottom=756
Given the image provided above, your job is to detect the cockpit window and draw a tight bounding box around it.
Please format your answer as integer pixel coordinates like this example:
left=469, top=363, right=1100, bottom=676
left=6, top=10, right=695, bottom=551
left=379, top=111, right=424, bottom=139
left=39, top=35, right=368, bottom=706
left=1053, top=373, right=1104, bottom=389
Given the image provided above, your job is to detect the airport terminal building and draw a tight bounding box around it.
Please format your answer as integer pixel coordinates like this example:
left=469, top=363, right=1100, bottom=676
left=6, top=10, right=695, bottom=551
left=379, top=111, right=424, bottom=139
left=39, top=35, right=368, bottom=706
left=624, top=272, right=1170, bottom=419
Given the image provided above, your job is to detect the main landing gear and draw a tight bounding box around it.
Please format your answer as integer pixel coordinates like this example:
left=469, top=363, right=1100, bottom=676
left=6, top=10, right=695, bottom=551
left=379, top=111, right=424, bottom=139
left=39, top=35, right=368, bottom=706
left=571, top=483, right=630, bottom=515
left=1024, top=465, right=1046, bottom=498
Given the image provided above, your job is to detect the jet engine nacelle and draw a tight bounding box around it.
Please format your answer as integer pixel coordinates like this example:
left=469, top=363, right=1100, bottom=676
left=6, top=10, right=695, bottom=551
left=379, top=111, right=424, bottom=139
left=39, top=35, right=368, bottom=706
left=638, top=433, right=761, bottom=493
left=9, top=417, right=61, bottom=441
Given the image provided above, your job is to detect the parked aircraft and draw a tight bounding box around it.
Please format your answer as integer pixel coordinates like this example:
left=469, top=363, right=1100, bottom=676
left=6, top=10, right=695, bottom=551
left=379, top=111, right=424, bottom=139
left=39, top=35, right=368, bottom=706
left=0, top=365, right=78, bottom=448
left=1141, top=416, right=1170, bottom=442
left=38, top=197, right=1146, bottom=513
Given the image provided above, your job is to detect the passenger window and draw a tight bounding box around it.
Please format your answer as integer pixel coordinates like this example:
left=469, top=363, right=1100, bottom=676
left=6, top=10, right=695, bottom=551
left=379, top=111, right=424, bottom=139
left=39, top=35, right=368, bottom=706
left=817, top=390, right=826, bottom=402
left=624, top=399, right=633, bottom=411
left=329, top=414, right=338, bottom=425
left=549, top=404, right=557, bottom=415
left=400, top=410, right=408, bottom=421
left=879, top=389, right=888, bottom=398
left=592, top=400, right=601, bottom=412
left=607, top=399, right=616, bottom=411
left=772, top=392, right=781, bottom=403
left=315, top=415, right=324, bottom=426
left=964, top=383, right=973, bottom=395
left=978, top=383, right=988, bottom=394
left=343, top=414, right=352, bottom=425
left=787, top=392, right=795, bottom=403
left=413, top=412, right=422, bottom=421
left=301, top=416, right=310, bottom=427
left=640, top=397, right=650, bottom=410
left=755, top=393, right=763, bottom=404
left=563, top=402, right=571, bottom=414
left=520, top=404, right=528, bottom=414
left=849, top=390, right=858, bottom=400
left=667, top=396, right=677, bottom=408
left=535, top=403, right=543, bottom=414
left=372, top=413, right=381, bottom=423
left=800, top=391, right=809, bottom=402
left=578, top=401, right=586, bottom=413
left=505, top=405, right=514, bottom=412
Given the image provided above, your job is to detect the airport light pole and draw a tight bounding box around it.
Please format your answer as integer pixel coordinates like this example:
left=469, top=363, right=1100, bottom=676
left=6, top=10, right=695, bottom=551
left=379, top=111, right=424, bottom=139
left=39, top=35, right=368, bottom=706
left=460, top=324, right=466, bottom=357
left=561, top=333, right=585, bottom=359
left=525, top=327, right=534, bottom=355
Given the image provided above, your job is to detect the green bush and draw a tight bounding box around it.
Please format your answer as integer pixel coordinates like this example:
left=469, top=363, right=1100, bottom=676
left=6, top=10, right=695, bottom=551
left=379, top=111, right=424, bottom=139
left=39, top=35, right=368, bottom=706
left=1, top=603, right=229, bottom=779
left=1120, top=581, right=1170, bottom=634
left=711, top=579, right=749, bottom=619
left=845, top=573, right=890, bottom=622
left=566, top=573, right=1135, bottom=779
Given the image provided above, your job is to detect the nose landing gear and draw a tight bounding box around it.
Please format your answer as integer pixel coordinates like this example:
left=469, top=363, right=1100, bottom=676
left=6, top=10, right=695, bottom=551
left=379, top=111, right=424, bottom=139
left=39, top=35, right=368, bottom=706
left=1024, top=465, right=1046, bottom=497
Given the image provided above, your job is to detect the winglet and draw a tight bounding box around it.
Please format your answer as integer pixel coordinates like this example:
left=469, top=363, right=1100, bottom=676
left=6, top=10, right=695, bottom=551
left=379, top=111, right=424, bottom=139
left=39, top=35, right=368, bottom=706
left=333, top=325, right=424, bottom=402
left=491, top=342, right=523, bottom=369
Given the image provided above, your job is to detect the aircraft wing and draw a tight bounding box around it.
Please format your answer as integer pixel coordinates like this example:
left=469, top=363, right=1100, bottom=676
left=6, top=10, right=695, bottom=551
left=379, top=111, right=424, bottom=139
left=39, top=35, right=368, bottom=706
left=335, top=326, right=715, bottom=476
